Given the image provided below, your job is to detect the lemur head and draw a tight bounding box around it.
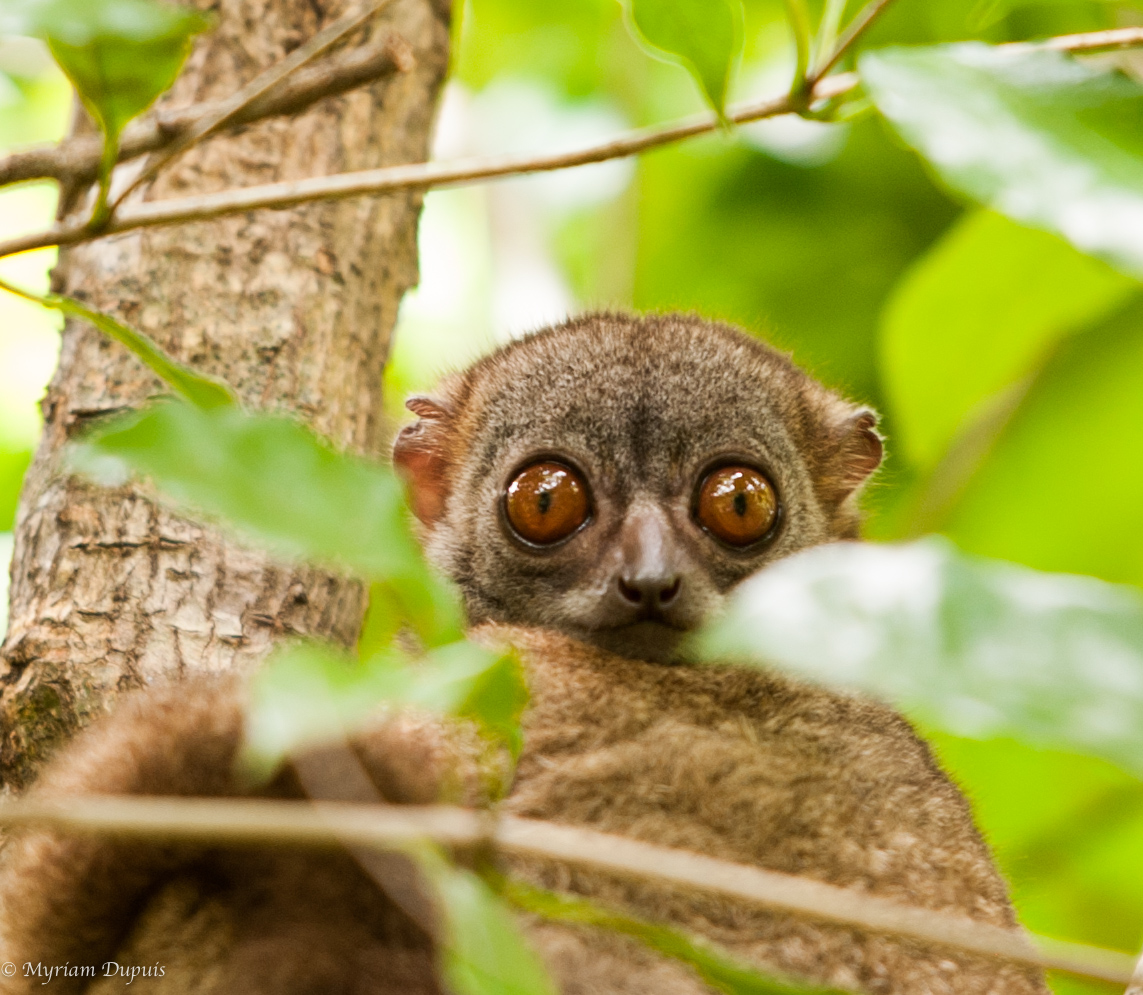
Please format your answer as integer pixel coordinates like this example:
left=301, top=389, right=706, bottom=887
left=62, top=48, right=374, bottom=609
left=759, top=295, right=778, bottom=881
left=393, top=312, right=881, bottom=662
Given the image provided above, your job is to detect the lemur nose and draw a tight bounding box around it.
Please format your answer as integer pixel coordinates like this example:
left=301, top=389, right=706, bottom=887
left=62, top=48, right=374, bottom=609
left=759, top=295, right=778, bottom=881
left=617, top=574, right=682, bottom=607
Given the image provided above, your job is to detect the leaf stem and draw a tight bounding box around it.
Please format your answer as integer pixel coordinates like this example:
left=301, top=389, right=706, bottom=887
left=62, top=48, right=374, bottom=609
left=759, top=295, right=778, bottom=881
left=88, top=133, right=119, bottom=229
left=813, top=0, right=848, bottom=78
left=784, top=0, right=814, bottom=96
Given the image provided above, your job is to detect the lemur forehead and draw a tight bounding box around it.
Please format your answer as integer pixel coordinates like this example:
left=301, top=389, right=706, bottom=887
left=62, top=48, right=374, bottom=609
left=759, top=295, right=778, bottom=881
left=451, top=315, right=816, bottom=468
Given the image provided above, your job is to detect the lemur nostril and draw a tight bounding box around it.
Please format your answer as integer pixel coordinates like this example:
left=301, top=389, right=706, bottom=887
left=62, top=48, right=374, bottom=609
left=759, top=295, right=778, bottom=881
left=618, top=576, right=681, bottom=607
left=618, top=578, right=644, bottom=604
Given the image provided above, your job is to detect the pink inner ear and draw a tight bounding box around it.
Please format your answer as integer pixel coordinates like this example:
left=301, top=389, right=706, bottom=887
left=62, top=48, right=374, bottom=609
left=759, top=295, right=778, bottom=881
left=847, top=412, right=883, bottom=480
left=392, top=414, right=451, bottom=524
left=819, top=409, right=883, bottom=505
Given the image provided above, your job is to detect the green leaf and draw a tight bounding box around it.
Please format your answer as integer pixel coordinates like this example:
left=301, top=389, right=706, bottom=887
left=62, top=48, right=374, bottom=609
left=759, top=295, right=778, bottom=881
left=696, top=537, right=1143, bottom=778
left=943, top=300, right=1143, bottom=586
left=2, top=0, right=211, bottom=221
left=968, top=0, right=1121, bottom=31
left=70, top=402, right=421, bottom=580
left=501, top=880, right=838, bottom=995
left=413, top=846, right=557, bottom=995
left=0, top=278, right=235, bottom=410
left=880, top=209, right=1136, bottom=469
left=54, top=293, right=235, bottom=409
left=0, top=0, right=210, bottom=51
left=360, top=572, right=466, bottom=657
left=860, top=44, right=1143, bottom=278
left=243, top=638, right=527, bottom=778
left=0, top=447, right=32, bottom=532
left=623, top=0, right=743, bottom=117
left=4, top=0, right=212, bottom=128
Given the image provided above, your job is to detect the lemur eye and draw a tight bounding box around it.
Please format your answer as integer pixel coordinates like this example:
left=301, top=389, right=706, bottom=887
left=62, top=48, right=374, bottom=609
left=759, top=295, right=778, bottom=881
left=505, top=462, right=590, bottom=545
left=695, top=466, right=778, bottom=547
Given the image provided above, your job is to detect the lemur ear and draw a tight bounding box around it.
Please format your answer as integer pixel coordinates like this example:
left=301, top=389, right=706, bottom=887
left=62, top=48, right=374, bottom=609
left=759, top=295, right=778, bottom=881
left=392, top=396, right=455, bottom=524
left=818, top=408, right=883, bottom=506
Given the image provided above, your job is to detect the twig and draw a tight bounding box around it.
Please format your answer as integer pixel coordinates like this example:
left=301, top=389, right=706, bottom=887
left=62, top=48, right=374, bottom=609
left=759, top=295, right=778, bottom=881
left=810, top=0, right=897, bottom=82
left=0, top=75, right=857, bottom=259
left=0, top=794, right=1135, bottom=985
left=4, top=21, right=1143, bottom=262
left=1127, top=951, right=1143, bottom=995
left=107, top=0, right=400, bottom=216
left=0, top=36, right=412, bottom=190
left=1006, top=25, right=1143, bottom=53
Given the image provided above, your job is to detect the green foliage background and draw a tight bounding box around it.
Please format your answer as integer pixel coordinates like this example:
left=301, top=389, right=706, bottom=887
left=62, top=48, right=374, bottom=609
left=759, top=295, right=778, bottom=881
left=4, top=0, right=1143, bottom=989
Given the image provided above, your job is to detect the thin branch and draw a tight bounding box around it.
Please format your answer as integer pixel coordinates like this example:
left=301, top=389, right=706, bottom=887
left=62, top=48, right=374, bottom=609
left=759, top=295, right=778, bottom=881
left=0, top=75, right=858, bottom=260
left=1007, top=25, right=1143, bottom=53
left=0, top=35, right=413, bottom=189
left=810, top=0, right=897, bottom=83
left=0, top=795, right=1135, bottom=985
left=1128, top=951, right=1143, bottom=995
left=3, top=21, right=1143, bottom=262
left=107, top=0, right=400, bottom=215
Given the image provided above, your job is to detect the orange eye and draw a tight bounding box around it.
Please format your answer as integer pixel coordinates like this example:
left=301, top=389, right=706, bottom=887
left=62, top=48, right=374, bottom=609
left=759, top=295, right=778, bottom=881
left=505, top=462, right=590, bottom=545
left=695, top=466, right=778, bottom=547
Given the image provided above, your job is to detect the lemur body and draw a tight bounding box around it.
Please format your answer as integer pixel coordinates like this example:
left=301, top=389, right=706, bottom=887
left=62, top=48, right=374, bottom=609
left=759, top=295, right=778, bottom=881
left=0, top=314, right=1046, bottom=995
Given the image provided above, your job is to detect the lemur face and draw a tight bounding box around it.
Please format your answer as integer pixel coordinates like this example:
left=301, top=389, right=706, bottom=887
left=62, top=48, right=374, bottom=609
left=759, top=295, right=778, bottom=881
left=394, top=313, right=881, bottom=663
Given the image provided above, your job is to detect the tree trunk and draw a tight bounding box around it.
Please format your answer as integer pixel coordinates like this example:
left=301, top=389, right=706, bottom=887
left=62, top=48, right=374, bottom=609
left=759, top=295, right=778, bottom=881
left=0, top=0, right=450, bottom=790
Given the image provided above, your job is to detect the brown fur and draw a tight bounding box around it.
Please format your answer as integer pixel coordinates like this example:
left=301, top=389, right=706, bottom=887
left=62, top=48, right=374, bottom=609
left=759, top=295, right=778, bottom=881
left=0, top=629, right=1045, bottom=994
left=0, top=313, right=1045, bottom=993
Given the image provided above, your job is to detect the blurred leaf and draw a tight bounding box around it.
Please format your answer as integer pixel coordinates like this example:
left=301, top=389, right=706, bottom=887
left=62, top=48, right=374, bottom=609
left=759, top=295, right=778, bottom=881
left=861, top=44, right=1143, bottom=277
left=357, top=581, right=405, bottom=659
left=880, top=209, right=1135, bottom=468
left=944, top=299, right=1143, bottom=584
left=244, top=638, right=526, bottom=778
left=0, top=447, right=32, bottom=531
left=501, top=879, right=839, bottom=995
left=360, top=573, right=466, bottom=657
left=48, top=20, right=201, bottom=139
left=413, top=846, right=557, bottom=995
left=969, top=0, right=1122, bottom=31
left=70, top=402, right=421, bottom=580
left=928, top=731, right=1143, bottom=958
left=2, top=0, right=210, bottom=220
left=0, top=0, right=210, bottom=51
left=0, top=279, right=234, bottom=409
left=633, top=120, right=959, bottom=404
left=623, top=0, right=744, bottom=116
left=697, top=537, right=1143, bottom=777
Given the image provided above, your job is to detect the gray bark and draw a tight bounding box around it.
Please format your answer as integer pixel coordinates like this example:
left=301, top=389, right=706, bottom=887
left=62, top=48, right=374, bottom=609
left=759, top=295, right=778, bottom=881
left=0, top=0, right=450, bottom=789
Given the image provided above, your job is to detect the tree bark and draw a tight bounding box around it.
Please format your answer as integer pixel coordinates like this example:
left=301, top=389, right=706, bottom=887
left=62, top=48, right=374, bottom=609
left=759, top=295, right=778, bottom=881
left=0, top=0, right=450, bottom=790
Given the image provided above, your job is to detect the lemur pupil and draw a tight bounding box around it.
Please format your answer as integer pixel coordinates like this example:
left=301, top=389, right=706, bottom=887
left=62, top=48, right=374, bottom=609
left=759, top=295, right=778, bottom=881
left=733, top=492, right=747, bottom=516
left=538, top=491, right=552, bottom=515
